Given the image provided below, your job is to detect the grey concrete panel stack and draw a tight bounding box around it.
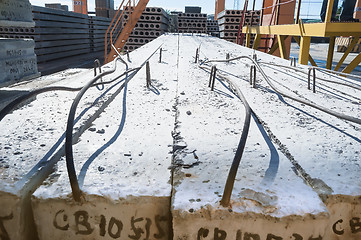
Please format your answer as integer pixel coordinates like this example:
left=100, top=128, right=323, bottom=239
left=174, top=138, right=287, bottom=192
left=0, top=39, right=39, bottom=87
left=0, top=6, right=116, bottom=75
left=0, top=0, right=39, bottom=87
left=207, top=19, right=219, bottom=37
left=0, top=0, right=34, bottom=27
left=89, top=16, right=113, bottom=53
left=122, top=7, right=169, bottom=52
left=31, top=6, right=91, bottom=63
left=177, top=13, right=207, bottom=34
left=217, top=9, right=260, bottom=44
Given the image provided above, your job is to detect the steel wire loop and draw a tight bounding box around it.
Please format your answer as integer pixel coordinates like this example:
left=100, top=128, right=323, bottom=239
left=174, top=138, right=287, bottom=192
left=203, top=56, right=361, bottom=125
left=94, top=59, right=104, bottom=91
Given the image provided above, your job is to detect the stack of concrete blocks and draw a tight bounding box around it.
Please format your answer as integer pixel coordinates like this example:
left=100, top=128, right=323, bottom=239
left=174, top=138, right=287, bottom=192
left=95, top=0, right=116, bottom=19
left=0, top=0, right=40, bottom=88
left=177, top=13, right=207, bottom=34
left=207, top=19, right=220, bottom=37
left=44, top=3, right=69, bottom=11
left=217, top=9, right=260, bottom=45
left=122, top=7, right=170, bottom=52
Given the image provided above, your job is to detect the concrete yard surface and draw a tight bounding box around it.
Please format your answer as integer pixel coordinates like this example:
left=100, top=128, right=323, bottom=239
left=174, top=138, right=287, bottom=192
left=0, top=34, right=360, bottom=239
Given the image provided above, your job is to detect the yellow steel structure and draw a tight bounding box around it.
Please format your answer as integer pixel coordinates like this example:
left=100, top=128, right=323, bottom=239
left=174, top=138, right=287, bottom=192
left=104, top=0, right=149, bottom=64
left=242, top=0, right=361, bottom=73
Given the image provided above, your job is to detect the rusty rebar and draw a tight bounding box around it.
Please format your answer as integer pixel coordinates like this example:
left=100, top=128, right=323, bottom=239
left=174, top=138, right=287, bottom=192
left=146, top=61, right=151, bottom=88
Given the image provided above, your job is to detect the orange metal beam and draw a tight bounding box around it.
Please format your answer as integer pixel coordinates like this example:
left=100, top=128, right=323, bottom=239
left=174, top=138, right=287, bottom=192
left=105, top=0, right=150, bottom=63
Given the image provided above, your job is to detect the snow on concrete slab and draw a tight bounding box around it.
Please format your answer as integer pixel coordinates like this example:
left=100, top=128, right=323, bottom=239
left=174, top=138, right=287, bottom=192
left=194, top=36, right=361, bottom=239
left=31, top=36, right=175, bottom=239
left=171, top=35, right=329, bottom=240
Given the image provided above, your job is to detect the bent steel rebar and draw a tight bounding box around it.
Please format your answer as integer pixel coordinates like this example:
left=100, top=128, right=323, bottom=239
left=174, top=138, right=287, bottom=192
left=94, top=59, right=104, bottom=91
left=66, top=44, right=163, bottom=202
left=0, top=69, right=139, bottom=122
left=199, top=64, right=252, bottom=207
left=203, top=56, right=361, bottom=125
left=259, top=61, right=361, bottom=91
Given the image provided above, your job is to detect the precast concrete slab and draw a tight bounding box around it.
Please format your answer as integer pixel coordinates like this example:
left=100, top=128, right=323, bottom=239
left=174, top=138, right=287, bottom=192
left=0, top=0, right=34, bottom=27
left=190, top=37, right=361, bottom=239
left=31, top=37, right=177, bottom=239
left=0, top=67, right=124, bottom=239
left=0, top=34, right=360, bottom=239
left=0, top=38, right=39, bottom=88
left=171, top=35, right=330, bottom=240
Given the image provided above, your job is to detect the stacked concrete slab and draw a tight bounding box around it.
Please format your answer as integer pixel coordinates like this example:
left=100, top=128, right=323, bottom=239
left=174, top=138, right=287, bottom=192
left=207, top=19, right=220, bottom=37
left=178, top=13, right=207, bottom=34
left=0, top=6, right=115, bottom=74
left=217, top=9, right=260, bottom=44
left=0, top=0, right=39, bottom=88
left=123, top=7, right=169, bottom=52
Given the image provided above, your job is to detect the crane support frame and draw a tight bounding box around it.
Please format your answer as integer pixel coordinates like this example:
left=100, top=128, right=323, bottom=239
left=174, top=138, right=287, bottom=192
left=242, top=0, right=361, bottom=73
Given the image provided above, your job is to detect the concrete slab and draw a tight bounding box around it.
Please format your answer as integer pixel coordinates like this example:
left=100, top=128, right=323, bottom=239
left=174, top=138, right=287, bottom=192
left=31, top=37, right=177, bottom=239
left=0, top=38, right=39, bottom=88
left=171, top=35, right=330, bottom=240
left=0, top=0, right=34, bottom=27
left=190, top=37, right=361, bottom=239
left=0, top=67, right=121, bottom=239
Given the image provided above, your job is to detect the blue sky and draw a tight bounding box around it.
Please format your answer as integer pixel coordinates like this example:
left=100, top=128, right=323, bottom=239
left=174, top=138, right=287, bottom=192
left=29, top=0, right=323, bottom=18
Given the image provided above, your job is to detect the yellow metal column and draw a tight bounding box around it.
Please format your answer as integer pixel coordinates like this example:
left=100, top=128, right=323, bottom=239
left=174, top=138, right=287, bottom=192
left=298, top=36, right=311, bottom=65
left=326, top=36, right=335, bottom=69
left=325, top=0, right=335, bottom=22
left=277, top=35, right=288, bottom=59
left=342, top=52, right=361, bottom=73
left=253, top=34, right=262, bottom=50
left=293, top=36, right=318, bottom=66
left=268, top=40, right=279, bottom=55
left=246, top=33, right=251, bottom=48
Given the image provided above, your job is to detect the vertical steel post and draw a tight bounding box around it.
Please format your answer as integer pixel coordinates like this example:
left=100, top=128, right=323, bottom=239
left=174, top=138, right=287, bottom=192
left=159, top=48, right=162, bottom=63
left=211, top=66, right=217, bottom=91
left=209, top=66, right=214, bottom=87
left=146, top=61, right=151, bottom=88
left=252, top=65, right=256, bottom=88
left=312, top=69, right=316, bottom=93
left=195, top=48, right=199, bottom=63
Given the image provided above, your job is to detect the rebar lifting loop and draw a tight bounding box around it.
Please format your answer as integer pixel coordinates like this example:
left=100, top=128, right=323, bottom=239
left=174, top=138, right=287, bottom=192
left=308, top=68, right=316, bottom=93
left=93, top=59, right=104, bottom=91
left=146, top=61, right=151, bottom=88
left=209, top=65, right=217, bottom=91
left=290, top=57, right=296, bottom=67
left=250, top=65, right=257, bottom=88
left=195, top=48, right=199, bottom=63
left=159, top=48, right=162, bottom=63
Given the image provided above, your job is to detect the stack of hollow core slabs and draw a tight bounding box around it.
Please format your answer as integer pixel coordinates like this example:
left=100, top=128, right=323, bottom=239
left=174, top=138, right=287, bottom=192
left=207, top=19, right=220, bottom=37
left=0, top=0, right=39, bottom=88
left=122, top=7, right=169, bottom=52
left=217, top=9, right=260, bottom=45
left=177, top=13, right=207, bottom=34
